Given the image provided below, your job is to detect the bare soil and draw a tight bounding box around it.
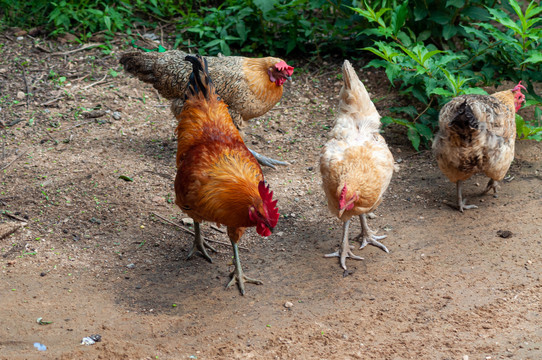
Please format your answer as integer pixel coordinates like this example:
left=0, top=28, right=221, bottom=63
left=0, top=32, right=541, bottom=360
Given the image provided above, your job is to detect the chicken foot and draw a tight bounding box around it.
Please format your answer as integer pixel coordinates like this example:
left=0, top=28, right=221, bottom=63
left=481, top=178, right=499, bottom=196
left=455, top=180, right=478, bottom=212
left=186, top=221, right=216, bottom=263
left=226, top=241, right=262, bottom=295
left=357, top=214, right=390, bottom=253
left=248, top=148, right=289, bottom=169
left=324, top=219, right=364, bottom=270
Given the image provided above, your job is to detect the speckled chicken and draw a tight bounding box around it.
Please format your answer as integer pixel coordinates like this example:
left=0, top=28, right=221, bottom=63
left=320, top=60, right=394, bottom=270
left=432, top=82, right=526, bottom=212
left=120, top=50, right=294, bottom=168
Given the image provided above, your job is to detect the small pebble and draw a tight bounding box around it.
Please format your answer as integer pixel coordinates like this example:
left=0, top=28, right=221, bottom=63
left=463, top=356, right=469, bottom=360
left=182, top=218, right=194, bottom=226
left=276, top=231, right=284, bottom=237
left=126, top=263, right=135, bottom=269
left=17, top=91, right=25, bottom=99
left=112, top=111, right=122, bottom=120
left=367, top=212, right=376, bottom=219
left=284, top=301, right=293, bottom=308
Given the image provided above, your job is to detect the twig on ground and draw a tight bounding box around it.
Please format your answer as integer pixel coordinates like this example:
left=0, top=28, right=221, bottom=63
left=210, top=225, right=226, bottom=234
left=40, top=96, right=64, bottom=106
left=150, top=212, right=248, bottom=251
left=0, top=149, right=28, bottom=171
left=58, top=119, right=95, bottom=133
left=20, top=65, right=30, bottom=109
left=42, top=129, right=59, bottom=145
left=51, top=43, right=102, bottom=56
left=1, top=211, right=28, bottom=223
left=81, top=74, right=108, bottom=90
left=35, top=44, right=52, bottom=53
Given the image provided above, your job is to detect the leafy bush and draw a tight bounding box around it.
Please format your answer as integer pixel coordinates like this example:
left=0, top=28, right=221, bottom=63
left=173, top=0, right=363, bottom=57
left=354, top=0, right=542, bottom=149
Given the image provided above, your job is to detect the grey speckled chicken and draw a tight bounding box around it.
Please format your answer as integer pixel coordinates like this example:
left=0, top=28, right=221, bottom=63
left=432, top=82, right=526, bottom=212
left=120, top=50, right=294, bottom=169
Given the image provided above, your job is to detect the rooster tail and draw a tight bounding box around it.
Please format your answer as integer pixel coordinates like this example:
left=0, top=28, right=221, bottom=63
left=184, top=55, right=215, bottom=101
left=339, top=60, right=380, bottom=129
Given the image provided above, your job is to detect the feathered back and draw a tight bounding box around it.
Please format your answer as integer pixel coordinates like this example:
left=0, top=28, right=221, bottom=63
left=331, top=60, right=381, bottom=139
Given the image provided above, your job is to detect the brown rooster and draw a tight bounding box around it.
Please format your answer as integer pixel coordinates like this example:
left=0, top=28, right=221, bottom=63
left=175, top=54, right=279, bottom=295
left=432, top=82, right=526, bottom=212
left=320, top=60, right=394, bottom=270
left=120, top=50, right=294, bottom=169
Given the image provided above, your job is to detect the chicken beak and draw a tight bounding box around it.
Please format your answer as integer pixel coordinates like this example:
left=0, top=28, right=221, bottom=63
left=338, top=208, right=345, bottom=218
left=286, top=76, right=292, bottom=82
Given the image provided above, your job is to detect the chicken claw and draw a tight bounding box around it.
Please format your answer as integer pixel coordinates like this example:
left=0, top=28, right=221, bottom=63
left=358, top=214, right=389, bottom=253
left=186, top=222, right=216, bottom=263
left=226, top=242, right=262, bottom=295
left=456, top=180, right=478, bottom=212
left=248, top=148, right=289, bottom=169
left=324, top=220, right=364, bottom=270
left=481, top=178, right=499, bottom=195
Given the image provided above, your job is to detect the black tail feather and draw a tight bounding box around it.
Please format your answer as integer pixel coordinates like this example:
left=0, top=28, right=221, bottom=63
left=450, top=100, right=478, bottom=130
left=184, top=55, right=213, bottom=100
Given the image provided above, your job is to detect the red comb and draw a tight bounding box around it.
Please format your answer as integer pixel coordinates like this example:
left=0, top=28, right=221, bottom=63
left=513, top=81, right=526, bottom=92
left=258, top=180, right=279, bottom=227
left=275, top=61, right=294, bottom=76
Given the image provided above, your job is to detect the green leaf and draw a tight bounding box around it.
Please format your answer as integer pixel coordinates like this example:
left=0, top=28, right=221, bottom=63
left=446, top=0, right=465, bottom=8
left=521, top=53, right=542, bottom=64
left=417, top=30, right=431, bottom=42
left=203, top=39, right=222, bottom=48
left=462, top=87, right=488, bottom=95
left=463, top=6, right=489, bottom=21
left=415, top=123, right=433, bottom=140
left=429, top=11, right=451, bottom=25
left=422, top=49, right=444, bottom=64
left=430, top=88, right=455, bottom=97
left=487, top=7, right=522, bottom=33
left=390, top=105, right=419, bottom=117
left=413, top=7, right=428, bottom=21
left=392, top=3, right=408, bottom=36
left=407, top=126, right=421, bottom=150
left=253, top=0, right=278, bottom=15
left=397, top=31, right=412, bottom=46
left=118, top=175, right=133, bottom=182
left=103, top=16, right=111, bottom=31
left=507, top=0, right=525, bottom=25
left=442, top=24, right=458, bottom=40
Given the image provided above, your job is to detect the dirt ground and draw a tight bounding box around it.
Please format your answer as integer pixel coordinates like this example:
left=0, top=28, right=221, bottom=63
left=0, top=32, right=541, bottom=360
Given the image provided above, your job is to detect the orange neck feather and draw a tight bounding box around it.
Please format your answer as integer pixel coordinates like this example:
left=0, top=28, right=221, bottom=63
left=243, top=57, right=284, bottom=105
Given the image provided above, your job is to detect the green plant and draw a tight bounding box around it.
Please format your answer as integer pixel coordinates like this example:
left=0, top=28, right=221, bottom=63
left=355, top=0, right=542, bottom=149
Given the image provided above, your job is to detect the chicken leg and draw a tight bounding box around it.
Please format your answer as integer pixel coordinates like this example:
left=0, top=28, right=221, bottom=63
left=358, top=214, right=389, bottom=253
left=226, top=241, right=262, bottom=295
left=248, top=148, right=289, bottom=170
left=481, top=178, right=499, bottom=195
left=186, top=221, right=216, bottom=263
left=324, top=219, right=364, bottom=270
left=456, top=180, right=478, bottom=212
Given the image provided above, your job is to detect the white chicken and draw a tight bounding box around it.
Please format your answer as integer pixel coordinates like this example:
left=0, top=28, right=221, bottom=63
left=320, top=60, right=394, bottom=270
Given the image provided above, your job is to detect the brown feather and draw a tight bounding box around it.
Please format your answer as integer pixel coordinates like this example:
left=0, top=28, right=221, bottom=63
left=433, top=89, right=517, bottom=184
left=120, top=50, right=287, bottom=128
